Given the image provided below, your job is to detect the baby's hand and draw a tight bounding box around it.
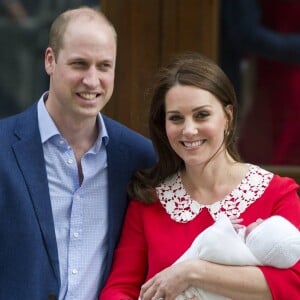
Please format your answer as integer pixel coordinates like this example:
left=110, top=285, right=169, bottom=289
left=245, top=218, right=264, bottom=237
left=229, top=216, right=244, bottom=232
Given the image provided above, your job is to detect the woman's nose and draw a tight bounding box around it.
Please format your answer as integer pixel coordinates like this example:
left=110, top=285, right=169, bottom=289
left=182, top=121, right=198, bottom=137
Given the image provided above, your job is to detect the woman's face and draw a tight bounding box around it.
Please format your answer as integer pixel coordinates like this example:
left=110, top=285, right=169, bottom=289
left=165, top=84, right=231, bottom=167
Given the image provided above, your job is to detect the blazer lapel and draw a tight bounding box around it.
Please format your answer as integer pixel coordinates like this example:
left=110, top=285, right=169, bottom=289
left=106, top=123, right=130, bottom=236
left=13, top=106, right=60, bottom=283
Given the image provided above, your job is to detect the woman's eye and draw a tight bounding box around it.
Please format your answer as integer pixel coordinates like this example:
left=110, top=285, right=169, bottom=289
left=196, top=111, right=209, bottom=119
left=168, top=115, right=182, bottom=122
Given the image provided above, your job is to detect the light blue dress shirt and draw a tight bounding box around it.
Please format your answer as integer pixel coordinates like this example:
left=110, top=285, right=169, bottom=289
left=38, top=94, right=109, bottom=300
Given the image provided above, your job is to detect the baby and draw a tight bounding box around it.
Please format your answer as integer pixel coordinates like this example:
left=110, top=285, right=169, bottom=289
left=174, top=215, right=300, bottom=300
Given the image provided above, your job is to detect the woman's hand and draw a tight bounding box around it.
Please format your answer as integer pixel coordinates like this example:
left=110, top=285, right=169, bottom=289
left=139, top=260, right=199, bottom=300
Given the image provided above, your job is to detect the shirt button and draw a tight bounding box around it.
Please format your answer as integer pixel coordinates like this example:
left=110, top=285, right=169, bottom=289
left=75, top=195, right=80, bottom=200
left=73, top=232, right=79, bottom=238
left=59, top=140, right=64, bottom=145
left=67, top=159, right=73, bottom=164
left=72, top=268, right=78, bottom=275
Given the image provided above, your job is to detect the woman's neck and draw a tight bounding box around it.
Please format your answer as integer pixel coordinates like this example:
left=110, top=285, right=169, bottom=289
left=181, top=154, right=248, bottom=205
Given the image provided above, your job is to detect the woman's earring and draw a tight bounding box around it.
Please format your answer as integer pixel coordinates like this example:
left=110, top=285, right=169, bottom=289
left=224, top=128, right=229, bottom=137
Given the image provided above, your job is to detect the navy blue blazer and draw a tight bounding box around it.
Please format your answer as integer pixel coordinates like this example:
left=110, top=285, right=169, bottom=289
left=0, top=103, right=156, bottom=300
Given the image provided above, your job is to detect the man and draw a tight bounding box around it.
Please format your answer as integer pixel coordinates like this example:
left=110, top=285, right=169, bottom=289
left=0, top=6, right=156, bottom=300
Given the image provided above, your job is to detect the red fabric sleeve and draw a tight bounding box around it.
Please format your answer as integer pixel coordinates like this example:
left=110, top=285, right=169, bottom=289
left=99, top=200, right=148, bottom=300
left=258, top=176, right=300, bottom=299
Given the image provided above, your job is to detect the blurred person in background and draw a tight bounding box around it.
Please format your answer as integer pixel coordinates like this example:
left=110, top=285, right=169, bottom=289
left=219, top=0, right=300, bottom=165
left=0, top=0, right=100, bottom=117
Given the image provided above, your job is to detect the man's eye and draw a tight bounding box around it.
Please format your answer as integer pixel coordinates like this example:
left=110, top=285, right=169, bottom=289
left=99, top=63, right=112, bottom=71
left=72, top=61, right=85, bottom=67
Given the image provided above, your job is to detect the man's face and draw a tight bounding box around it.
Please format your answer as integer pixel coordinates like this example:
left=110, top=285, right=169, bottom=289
left=45, top=18, right=116, bottom=122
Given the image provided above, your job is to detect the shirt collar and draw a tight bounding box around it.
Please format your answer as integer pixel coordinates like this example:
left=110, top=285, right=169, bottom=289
left=37, top=92, right=109, bottom=148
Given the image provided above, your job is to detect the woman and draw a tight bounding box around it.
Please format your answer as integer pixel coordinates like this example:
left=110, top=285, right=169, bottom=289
left=99, top=52, right=300, bottom=300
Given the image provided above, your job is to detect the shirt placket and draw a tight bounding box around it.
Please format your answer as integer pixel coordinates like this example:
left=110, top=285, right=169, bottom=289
left=66, top=151, right=83, bottom=298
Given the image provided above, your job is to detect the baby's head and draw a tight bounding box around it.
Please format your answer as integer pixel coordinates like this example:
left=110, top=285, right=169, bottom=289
left=245, top=216, right=300, bottom=268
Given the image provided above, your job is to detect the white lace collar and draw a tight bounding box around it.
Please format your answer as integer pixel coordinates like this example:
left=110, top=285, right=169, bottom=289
left=155, top=164, right=273, bottom=223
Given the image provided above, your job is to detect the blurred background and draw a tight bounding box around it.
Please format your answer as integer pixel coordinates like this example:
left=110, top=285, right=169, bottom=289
left=0, top=0, right=299, bottom=178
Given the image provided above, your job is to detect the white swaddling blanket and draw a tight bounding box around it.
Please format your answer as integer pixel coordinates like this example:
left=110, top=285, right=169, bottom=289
left=174, top=215, right=300, bottom=300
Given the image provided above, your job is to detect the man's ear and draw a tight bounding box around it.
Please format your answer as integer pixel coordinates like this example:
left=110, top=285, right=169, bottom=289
left=45, top=47, right=56, bottom=75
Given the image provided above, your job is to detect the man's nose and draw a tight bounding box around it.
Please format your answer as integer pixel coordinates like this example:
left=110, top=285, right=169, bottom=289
left=82, top=67, right=99, bottom=87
